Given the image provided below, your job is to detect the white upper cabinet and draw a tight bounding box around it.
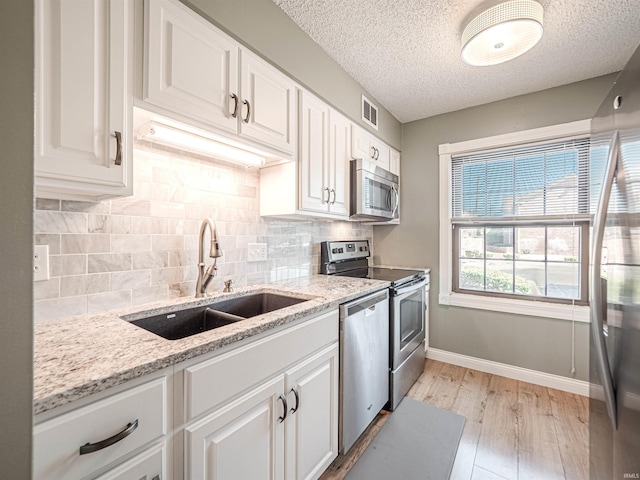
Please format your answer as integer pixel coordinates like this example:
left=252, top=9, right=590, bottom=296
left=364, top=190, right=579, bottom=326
left=298, top=90, right=350, bottom=218
left=389, top=147, right=401, bottom=175
left=35, top=0, right=134, bottom=201
left=240, top=50, right=297, bottom=155
left=143, top=0, right=239, bottom=134
left=352, top=125, right=391, bottom=171
left=143, top=0, right=296, bottom=157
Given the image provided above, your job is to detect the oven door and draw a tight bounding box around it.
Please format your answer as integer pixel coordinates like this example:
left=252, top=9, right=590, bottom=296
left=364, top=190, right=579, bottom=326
left=391, top=277, right=427, bottom=368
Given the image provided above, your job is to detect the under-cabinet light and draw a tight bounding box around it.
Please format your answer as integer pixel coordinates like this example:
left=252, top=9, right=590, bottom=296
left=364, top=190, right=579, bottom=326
left=137, top=122, right=266, bottom=167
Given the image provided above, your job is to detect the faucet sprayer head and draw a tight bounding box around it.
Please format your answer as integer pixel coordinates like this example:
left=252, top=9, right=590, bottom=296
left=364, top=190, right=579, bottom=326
left=210, top=239, right=223, bottom=258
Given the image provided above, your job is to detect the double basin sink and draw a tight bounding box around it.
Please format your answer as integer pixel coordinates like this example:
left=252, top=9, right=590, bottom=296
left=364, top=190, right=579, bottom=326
left=122, top=292, right=309, bottom=341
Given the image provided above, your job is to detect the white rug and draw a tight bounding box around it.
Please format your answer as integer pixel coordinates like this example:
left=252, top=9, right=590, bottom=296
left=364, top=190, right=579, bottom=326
left=345, top=398, right=465, bottom=480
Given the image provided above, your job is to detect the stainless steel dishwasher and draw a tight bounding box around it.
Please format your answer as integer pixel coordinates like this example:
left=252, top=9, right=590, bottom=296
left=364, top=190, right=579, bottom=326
left=339, top=289, right=389, bottom=454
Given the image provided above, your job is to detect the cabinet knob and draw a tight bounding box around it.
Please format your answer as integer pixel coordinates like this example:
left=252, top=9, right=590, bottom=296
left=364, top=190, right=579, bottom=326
left=243, top=100, right=251, bottom=123
left=230, top=94, right=239, bottom=118
left=113, top=131, right=122, bottom=166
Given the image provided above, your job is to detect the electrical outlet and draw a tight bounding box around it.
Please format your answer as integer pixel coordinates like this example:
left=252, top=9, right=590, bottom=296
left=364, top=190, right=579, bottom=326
left=34, top=245, right=50, bottom=282
left=247, top=243, right=267, bottom=262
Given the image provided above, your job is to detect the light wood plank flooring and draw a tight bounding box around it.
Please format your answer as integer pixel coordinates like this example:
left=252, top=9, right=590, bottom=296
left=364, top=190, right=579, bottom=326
left=320, top=359, right=589, bottom=480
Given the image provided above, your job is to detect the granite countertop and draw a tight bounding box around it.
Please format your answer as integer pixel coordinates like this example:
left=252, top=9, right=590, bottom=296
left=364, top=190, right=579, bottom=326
left=34, top=275, right=390, bottom=415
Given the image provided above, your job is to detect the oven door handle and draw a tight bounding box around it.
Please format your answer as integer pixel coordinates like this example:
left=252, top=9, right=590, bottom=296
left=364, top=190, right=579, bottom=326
left=393, top=277, right=428, bottom=296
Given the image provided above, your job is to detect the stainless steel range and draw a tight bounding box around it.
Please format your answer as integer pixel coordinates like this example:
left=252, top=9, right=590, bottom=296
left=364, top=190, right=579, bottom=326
left=320, top=240, right=429, bottom=413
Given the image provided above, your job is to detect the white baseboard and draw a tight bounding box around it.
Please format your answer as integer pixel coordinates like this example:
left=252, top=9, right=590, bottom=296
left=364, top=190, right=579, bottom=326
left=426, top=348, right=590, bottom=397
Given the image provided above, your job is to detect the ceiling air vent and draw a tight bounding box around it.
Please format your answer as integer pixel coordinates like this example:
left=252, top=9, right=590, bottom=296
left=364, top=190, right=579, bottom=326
left=362, top=95, right=379, bottom=130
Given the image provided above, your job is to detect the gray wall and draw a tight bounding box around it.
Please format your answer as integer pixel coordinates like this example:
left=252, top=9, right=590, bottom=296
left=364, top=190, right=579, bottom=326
left=182, top=0, right=402, bottom=150
left=373, top=74, right=617, bottom=381
left=0, top=0, right=34, bottom=477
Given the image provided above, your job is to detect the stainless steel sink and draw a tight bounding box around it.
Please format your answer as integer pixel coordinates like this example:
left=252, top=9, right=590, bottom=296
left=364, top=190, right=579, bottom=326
left=123, top=292, right=308, bottom=340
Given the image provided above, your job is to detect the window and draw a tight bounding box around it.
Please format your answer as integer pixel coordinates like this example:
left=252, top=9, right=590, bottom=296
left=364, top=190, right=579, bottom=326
left=439, top=120, right=592, bottom=321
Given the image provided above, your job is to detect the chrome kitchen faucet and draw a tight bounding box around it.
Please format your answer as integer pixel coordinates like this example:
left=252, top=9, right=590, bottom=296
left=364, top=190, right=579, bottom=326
left=195, top=218, right=223, bottom=298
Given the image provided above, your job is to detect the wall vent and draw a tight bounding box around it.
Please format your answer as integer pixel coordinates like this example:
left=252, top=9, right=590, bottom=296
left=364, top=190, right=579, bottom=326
left=362, top=95, right=379, bottom=130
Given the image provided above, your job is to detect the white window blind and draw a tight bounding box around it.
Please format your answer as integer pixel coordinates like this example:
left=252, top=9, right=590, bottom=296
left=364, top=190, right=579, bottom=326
left=451, top=137, right=591, bottom=223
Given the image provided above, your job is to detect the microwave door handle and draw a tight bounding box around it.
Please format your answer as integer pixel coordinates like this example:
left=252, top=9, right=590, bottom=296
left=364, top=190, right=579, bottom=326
left=391, top=186, right=399, bottom=217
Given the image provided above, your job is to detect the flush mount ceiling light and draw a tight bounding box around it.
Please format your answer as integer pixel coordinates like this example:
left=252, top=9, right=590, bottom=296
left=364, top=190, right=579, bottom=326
left=461, top=0, right=543, bottom=66
left=137, top=122, right=266, bottom=167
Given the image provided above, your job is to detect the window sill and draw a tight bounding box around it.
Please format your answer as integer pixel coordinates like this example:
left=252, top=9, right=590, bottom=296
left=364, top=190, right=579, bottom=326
left=438, top=292, right=590, bottom=322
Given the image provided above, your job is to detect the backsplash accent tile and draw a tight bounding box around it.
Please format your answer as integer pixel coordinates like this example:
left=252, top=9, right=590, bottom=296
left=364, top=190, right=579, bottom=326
left=33, top=144, right=373, bottom=322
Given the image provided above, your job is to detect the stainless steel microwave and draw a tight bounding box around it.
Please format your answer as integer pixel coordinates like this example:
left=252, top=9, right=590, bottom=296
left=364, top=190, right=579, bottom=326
left=350, top=159, right=399, bottom=221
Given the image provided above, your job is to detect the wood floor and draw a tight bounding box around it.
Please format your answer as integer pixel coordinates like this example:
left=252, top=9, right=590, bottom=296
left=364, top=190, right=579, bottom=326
left=320, top=359, right=589, bottom=480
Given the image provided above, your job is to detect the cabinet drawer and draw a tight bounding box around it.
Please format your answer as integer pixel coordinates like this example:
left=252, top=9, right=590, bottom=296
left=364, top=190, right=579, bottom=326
left=184, top=309, right=338, bottom=421
left=94, top=442, right=165, bottom=480
left=34, top=377, right=167, bottom=480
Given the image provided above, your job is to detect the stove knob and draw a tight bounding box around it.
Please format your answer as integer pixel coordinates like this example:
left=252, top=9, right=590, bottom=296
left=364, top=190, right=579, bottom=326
left=339, top=248, right=344, bottom=253
left=332, top=248, right=338, bottom=254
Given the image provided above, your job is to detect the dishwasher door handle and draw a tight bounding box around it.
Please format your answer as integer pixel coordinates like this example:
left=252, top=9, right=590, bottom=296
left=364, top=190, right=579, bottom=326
left=364, top=305, right=376, bottom=316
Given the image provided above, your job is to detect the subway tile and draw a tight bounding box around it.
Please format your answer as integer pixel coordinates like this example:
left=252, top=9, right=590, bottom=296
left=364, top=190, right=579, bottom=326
left=34, top=277, right=60, bottom=301
left=35, top=211, right=87, bottom=233
left=132, top=285, right=169, bottom=306
left=150, top=201, right=185, bottom=219
left=88, top=253, right=132, bottom=273
left=151, top=267, right=185, bottom=286
left=88, top=290, right=132, bottom=314
left=111, top=234, right=151, bottom=253
left=133, top=252, right=169, bottom=269
left=169, top=281, right=196, bottom=299
left=35, top=198, right=61, bottom=211
left=110, top=198, right=151, bottom=216
left=152, top=235, right=184, bottom=251
left=61, top=200, right=110, bottom=214
left=131, top=217, right=168, bottom=235
left=53, top=255, right=87, bottom=276
left=87, top=214, right=132, bottom=234
left=35, top=234, right=61, bottom=255
left=111, top=270, right=151, bottom=290
left=34, top=296, right=87, bottom=323
left=61, top=234, right=110, bottom=254
left=60, top=273, right=110, bottom=297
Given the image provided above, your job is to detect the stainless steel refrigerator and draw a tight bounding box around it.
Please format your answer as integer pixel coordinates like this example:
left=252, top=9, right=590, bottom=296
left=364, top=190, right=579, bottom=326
left=590, top=42, right=640, bottom=479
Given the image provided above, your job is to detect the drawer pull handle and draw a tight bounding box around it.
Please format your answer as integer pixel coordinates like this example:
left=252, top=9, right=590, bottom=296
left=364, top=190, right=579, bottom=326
left=278, top=395, right=288, bottom=423
left=79, top=419, right=139, bottom=455
left=289, top=388, right=300, bottom=414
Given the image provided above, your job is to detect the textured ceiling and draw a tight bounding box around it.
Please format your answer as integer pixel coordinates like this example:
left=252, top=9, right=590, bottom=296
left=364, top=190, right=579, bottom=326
left=272, top=0, right=640, bottom=123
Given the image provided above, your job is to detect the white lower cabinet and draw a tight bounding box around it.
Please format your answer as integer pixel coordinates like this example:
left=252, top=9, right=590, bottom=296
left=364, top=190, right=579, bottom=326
left=284, top=344, right=339, bottom=480
left=185, top=376, right=286, bottom=480
left=33, top=371, right=171, bottom=480
left=178, top=309, right=339, bottom=480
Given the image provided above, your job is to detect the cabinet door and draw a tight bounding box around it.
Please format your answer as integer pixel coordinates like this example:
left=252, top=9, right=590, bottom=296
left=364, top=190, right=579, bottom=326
left=299, top=91, right=330, bottom=213
left=351, top=126, right=391, bottom=171
left=389, top=147, right=401, bottom=175
left=144, top=0, right=239, bottom=134
left=35, top=0, right=133, bottom=200
left=185, top=376, right=285, bottom=480
left=285, top=344, right=339, bottom=480
left=328, top=111, right=351, bottom=217
left=240, top=50, right=297, bottom=155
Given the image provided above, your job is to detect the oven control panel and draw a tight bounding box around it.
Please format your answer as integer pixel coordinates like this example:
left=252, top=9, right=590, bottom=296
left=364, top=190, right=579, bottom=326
left=321, top=240, right=370, bottom=263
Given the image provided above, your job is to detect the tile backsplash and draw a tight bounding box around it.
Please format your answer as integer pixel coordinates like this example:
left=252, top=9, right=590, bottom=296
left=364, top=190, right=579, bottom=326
left=34, top=144, right=372, bottom=322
